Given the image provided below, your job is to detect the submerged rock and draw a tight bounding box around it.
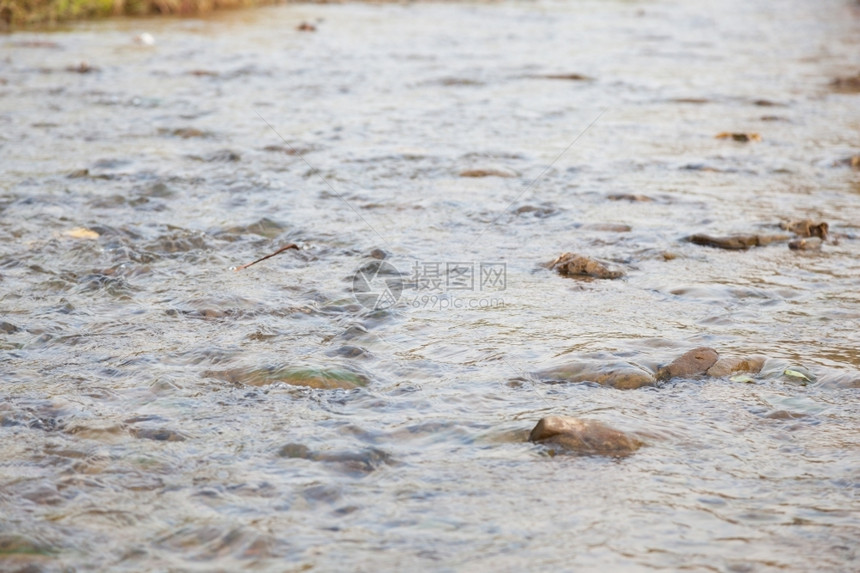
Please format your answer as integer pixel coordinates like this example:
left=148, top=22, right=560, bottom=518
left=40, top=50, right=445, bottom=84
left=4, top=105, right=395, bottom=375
left=581, top=223, right=632, bottom=232
left=706, top=355, right=766, bottom=377
left=278, top=443, right=393, bottom=476
left=763, top=410, right=807, bottom=420
left=532, top=73, right=593, bottom=81
left=130, top=427, right=188, bottom=442
left=788, top=237, right=823, bottom=251
left=830, top=73, right=860, bottom=93
left=0, top=533, right=56, bottom=558
left=535, top=361, right=656, bottom=389
left=657, top=347, right=718, bottom=380
left=547, top=252, right=624, bottom=279
left=459, top=167, right=518, bottom=178
left=368, top=248, right=389, bottom=260
left=838, top=155, right=860, bottom=169
left=529, top=416, right=643, bottom=457
left=205, top=367, right=367, bottom=389
left=715, top=132, right=761, bottom=142
left=67, top=61, right=99, bottom=74
left=686, top=233, right=790, bottom=250
left=607, top=193, right=653, bottom=202
left=203, top=149, right=241, bottom=163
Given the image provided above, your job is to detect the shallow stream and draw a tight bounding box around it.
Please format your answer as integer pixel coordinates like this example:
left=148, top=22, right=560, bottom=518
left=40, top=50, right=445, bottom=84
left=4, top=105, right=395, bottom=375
left=1, top=1, right=859, bottom=570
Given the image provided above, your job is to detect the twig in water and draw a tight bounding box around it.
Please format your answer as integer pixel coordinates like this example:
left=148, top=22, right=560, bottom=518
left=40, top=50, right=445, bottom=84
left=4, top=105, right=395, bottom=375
left=233, top=243, right=299, bottom=271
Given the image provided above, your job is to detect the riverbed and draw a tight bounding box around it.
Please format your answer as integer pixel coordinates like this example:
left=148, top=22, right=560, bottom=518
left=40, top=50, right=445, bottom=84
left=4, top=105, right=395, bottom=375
left=1, top=0, right=859, bottom=570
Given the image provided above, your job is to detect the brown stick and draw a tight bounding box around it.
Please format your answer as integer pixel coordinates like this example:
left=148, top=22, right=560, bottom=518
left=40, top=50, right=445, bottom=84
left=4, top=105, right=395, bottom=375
left=233, top=243, right=299, bottom=271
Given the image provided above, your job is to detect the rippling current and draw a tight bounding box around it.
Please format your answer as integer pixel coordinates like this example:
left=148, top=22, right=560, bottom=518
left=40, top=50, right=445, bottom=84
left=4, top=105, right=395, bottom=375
left=1, top=0, right=859, bottom=570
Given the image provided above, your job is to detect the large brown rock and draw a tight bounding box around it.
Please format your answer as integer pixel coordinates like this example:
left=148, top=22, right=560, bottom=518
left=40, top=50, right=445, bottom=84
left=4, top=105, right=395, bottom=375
left=529, top=416, right=643, bottom=457
left=706, top=355, right=766, bottom=377
left=657, top=347, right=719, bottom=380
left=535, top=361, right=657, bottom=389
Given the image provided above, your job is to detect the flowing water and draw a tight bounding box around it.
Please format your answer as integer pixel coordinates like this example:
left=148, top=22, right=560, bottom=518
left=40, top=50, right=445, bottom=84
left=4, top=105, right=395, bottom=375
left=1, top=0, right=859, bottom=570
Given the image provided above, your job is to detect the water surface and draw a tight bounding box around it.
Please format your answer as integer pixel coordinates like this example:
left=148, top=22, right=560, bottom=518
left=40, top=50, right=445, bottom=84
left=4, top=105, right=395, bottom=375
left=1, top=0, right=859, bottom=570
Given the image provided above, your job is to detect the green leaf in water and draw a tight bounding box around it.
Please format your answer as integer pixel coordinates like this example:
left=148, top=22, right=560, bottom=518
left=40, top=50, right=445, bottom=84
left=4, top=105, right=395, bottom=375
left=730, top=374, right=756, bottom=383
left=784, top=368, right=812, bottom=382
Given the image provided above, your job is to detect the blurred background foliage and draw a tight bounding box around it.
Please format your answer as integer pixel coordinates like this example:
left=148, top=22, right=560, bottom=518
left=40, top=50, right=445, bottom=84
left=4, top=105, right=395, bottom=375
left=1, top=0, right=285, bottom=27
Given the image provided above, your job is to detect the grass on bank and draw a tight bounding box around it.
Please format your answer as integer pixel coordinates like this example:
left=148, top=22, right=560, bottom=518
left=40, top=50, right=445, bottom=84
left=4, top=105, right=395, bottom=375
left=0, top=0, right=281, bottom=28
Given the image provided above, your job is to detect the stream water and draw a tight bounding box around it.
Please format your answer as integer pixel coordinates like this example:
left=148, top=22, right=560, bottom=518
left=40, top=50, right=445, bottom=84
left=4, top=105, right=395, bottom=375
left=1, top=0, right=859, bottom=571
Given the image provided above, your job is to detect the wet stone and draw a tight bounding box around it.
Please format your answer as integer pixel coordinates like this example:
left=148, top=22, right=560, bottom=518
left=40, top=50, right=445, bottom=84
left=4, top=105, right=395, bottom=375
left=436, top=77, right=484, bottom=87
left=547, top=252, right=624, bottom=279
left=706, top=355, right=766, bottom=377
left=672, top=97, right=710, bottom=104
left=715, top=132, right=761, bottom=142
left=764, top=410, right=807, bottom=420
left=316, top=448, right=394, bottom=476
left=0, top=533, right=56, bottom=558
left=789, top=237, right=822, bottom=251
left=753, top=99, right=783, bottom=107
left=830, top=73, right=860, bottom=93
left=130, top=428, right=188, bottom=442
left=0, top=321, right=19, bottom=334
left=159, top=127, right=209, bottom=139
left=278, top=443, right=313, bottom=459
left=781, top=219, right=828, bottom=240
left=459, top=167, right=518, bottom=178
left=66, top=423, right=127, bottom=441
left=202, top=149, right=241, bottom=163
left=67, top=61, right=98, bottom=73
left=262, top=144, right=316, bottom=156
left=846, top=155, right=860, bottom=169
left=535, top=361, right=656, bottom=390
left=532, top=73, right=592, bottom=81
left=580, top=223, right=632, bottom=233
left=529, top=416, right=643, bottom=457
left=278, top=443, right=393, bottom=476
left=220, top=217, right=287, bottom=239
left=681, top=163, right=722, bottom=172
left=657, top=347, right=719, bottom=380
left=686, top=233, right=790, bottom=250
left=205, top=367, right=367, bottom=389
left=607, top=193, right=653, bottom=202
left=338, top=325, right=369, bottom=341
left=325, top=345, right=368, bottom=358
left=67, top=168, right=90, bottom=178
left=515, top=204, right=557, bottom=218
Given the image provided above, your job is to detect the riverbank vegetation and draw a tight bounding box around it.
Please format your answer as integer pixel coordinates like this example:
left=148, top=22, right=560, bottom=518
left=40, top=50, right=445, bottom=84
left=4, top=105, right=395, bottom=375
left=1, top=0, right=282, bottom=28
